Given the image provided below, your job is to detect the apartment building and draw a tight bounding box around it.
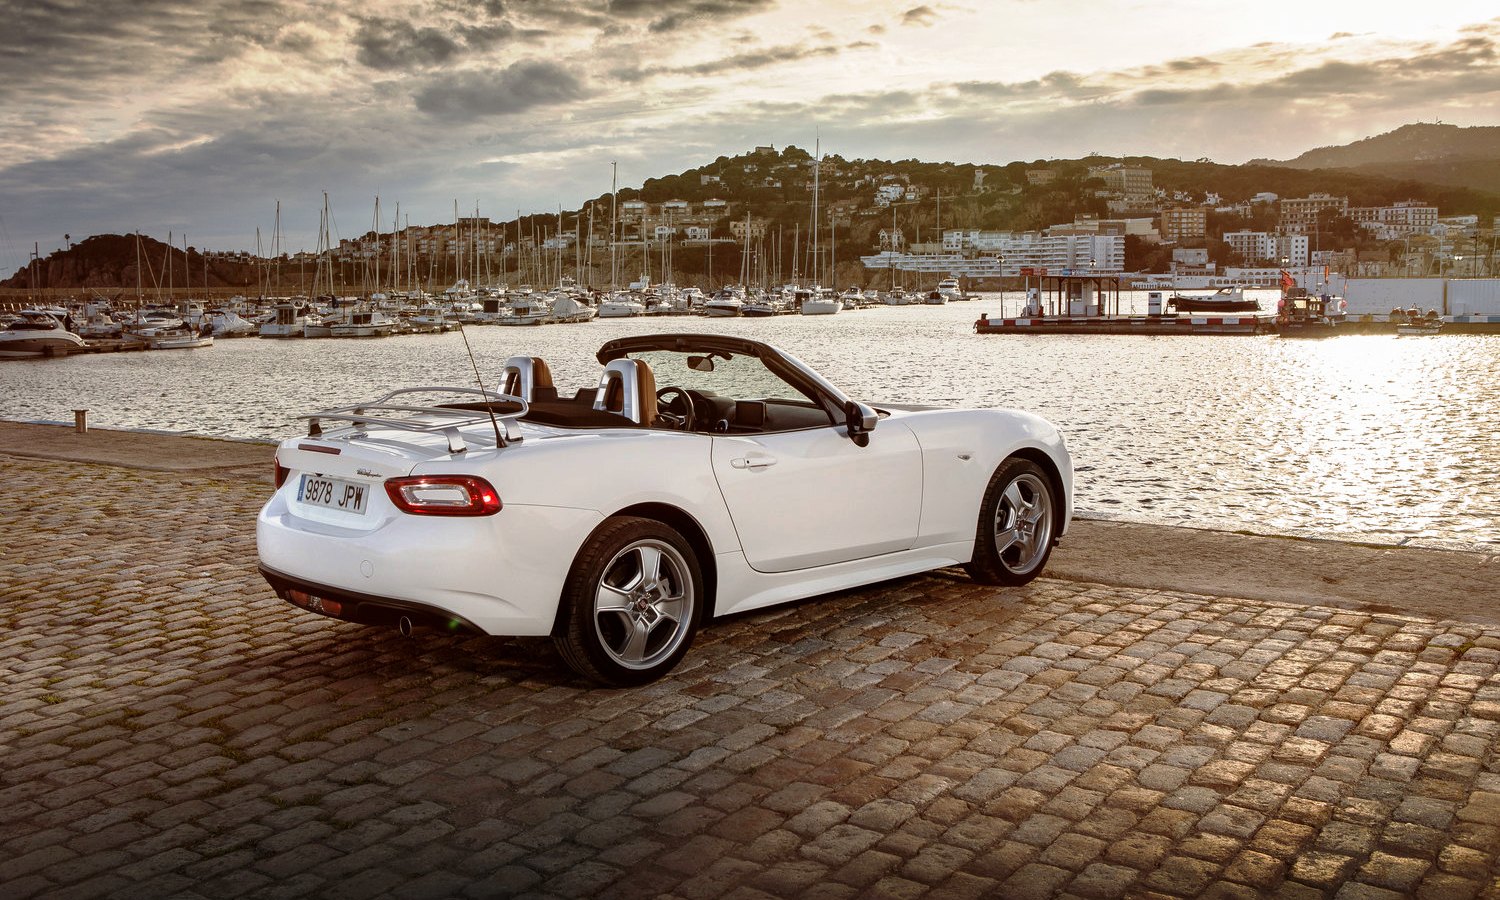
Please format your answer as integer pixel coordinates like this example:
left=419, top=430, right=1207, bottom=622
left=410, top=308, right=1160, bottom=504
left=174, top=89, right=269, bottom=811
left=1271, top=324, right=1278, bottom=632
left=1160, top=207, right=1207, bottom=242
left=1223, top=230, right=1309, bottom=266
left=1347, top=200, right=1438, bottom=239
left=1279, top=193, right=1348, bottom=234
left=1087, top=164, right=1154, bottom=199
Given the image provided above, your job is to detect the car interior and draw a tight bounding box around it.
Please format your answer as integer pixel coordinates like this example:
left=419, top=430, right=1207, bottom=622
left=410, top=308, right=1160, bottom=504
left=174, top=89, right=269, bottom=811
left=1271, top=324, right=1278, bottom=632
left=442, top=353, right=837, bottom=435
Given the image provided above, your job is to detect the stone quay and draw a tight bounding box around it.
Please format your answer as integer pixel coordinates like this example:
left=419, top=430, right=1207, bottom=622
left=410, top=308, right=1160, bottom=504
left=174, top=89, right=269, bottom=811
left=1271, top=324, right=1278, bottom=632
left=2, top=422, right=1497, bottom=898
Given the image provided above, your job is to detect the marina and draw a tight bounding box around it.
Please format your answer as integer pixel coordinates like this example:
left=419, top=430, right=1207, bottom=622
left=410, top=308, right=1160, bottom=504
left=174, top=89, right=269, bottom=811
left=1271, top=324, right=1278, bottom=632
left=4, top=295, right=1497, bottom=550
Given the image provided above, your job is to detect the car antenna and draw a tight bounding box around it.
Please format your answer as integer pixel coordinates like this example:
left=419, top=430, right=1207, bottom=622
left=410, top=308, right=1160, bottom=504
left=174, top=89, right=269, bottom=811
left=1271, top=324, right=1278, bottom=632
left=457, top=321, right=505, bottom=447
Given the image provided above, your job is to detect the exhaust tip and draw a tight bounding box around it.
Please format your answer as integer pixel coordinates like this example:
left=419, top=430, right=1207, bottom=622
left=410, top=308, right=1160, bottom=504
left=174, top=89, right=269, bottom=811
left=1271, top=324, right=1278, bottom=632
left=398, top=616, right=414, bottom=637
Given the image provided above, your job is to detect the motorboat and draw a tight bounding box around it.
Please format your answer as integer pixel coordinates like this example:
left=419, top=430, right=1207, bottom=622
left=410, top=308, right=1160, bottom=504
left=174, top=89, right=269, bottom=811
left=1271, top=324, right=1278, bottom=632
left=1393, top=306, right=1443, bottom=336
left=799, top=287, right=841, bottom=315
left=741, top=292, right=781, bottom=317
left=1277, top=288, right=1344, bottom=339
left=329, top=308, right=398, bottom=338
left=1168, top=287, right=1260, bottom=314
left=548, top=294, right=596, bottom=324
left=704, top=289, right=744, bottom=318
left=259, top=302, right=310, bottom=338
left=597, top=294, right=647, bottom=318
left=937, top=278, right=964, bottom=301
left=0, top=309, right=88, bottom=357
left=497, top=293, right=552, bottom=326
left=408, top=305, right=458, bottom=331
left=124, top=315, right=215, bottom=349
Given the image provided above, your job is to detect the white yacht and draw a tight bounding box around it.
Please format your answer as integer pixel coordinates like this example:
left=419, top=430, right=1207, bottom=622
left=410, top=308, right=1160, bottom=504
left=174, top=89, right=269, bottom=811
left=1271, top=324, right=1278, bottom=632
left=329, top=308, right=398, bottom=338
left=548, top=294, right=596, bottom=324
left=703, top=288, right=744, bottom=318
left=259, top=302, right=310, bottom=338
left=799, top=287, right=841, bottom=315
left=140, top=325, right=214, bottom=350
left=937, top=278, right=964, bottom=301
left=498, top=293, right=552, bottom=326
left=597, top=294, right=647, bottom=318
left=0, top=310, right=88, bottom=357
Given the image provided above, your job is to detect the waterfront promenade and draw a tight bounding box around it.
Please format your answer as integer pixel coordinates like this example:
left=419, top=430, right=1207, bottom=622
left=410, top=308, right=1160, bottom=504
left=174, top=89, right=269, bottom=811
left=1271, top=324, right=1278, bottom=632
left=2, top=424, right=1498, bottom=898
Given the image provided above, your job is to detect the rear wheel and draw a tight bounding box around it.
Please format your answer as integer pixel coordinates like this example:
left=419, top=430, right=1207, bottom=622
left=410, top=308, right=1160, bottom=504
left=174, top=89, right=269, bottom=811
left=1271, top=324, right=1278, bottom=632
left=965, top=458, right=1058, bottom=586
left=554, top=517, right=703, bottom=686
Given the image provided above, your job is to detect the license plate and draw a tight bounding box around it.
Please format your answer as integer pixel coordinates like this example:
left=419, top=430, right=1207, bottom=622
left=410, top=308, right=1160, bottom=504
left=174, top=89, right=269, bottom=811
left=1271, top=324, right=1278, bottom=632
left=297, top=474, right=369, bottom=515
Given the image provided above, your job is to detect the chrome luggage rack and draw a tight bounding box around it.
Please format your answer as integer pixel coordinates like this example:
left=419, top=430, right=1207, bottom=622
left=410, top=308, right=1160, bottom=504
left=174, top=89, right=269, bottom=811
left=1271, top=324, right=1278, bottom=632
left=301, top=387, right=529, bottom=453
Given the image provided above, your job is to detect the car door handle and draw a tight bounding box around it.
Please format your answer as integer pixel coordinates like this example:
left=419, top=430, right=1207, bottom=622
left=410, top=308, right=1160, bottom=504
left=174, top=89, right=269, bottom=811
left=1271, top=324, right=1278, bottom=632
left=730, top=456, right=777, bottom=470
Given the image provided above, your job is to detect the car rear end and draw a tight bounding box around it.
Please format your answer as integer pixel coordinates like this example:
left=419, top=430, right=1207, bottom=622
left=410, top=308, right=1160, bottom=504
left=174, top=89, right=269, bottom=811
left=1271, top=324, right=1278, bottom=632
left=257, top=429, right=600, bottom=638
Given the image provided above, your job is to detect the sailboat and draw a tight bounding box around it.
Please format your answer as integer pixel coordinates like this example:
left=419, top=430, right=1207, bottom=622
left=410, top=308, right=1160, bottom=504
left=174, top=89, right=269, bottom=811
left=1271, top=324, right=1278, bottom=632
left=125, top=232, right=213, bottom=349
left=800, top=139, right=840, bottom=316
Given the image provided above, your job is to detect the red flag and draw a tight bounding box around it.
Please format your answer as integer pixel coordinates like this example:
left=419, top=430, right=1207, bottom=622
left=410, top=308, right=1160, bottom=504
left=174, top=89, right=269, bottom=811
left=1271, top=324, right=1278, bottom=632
left=1280, top=269, right=1295, bottom=291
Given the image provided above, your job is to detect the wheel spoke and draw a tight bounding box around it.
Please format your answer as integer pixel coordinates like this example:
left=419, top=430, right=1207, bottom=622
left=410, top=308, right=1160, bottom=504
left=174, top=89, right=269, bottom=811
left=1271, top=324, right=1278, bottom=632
left=1022, top=491, right=1048, bottom=525
left=653, top=596, right=685, bottom=626
left=994, top=525, right=1022, bottom=554
left=1003, top=481, right=1027, bottom=512
left=618, top=618, right=651, bottom=663
left=635, top=546, right=665, bottom=587
left=596, top=584, right=632, bottom=614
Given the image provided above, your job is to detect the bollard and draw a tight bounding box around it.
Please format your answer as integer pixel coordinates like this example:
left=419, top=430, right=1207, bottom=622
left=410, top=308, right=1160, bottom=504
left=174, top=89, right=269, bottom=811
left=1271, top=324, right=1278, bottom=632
left=73, top=409, right=88, bottom=434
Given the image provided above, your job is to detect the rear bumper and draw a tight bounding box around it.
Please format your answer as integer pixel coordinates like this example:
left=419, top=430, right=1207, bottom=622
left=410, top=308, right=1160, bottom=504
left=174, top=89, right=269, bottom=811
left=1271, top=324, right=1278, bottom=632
left=259, top=564, right=483, bottom=634
left=256, top=491, right=603, bottom=637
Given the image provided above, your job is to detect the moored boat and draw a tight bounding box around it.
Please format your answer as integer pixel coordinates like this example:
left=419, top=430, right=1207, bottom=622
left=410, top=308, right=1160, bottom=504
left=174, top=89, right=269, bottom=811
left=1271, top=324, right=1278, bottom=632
left=0, top=310, right=88, bottom=357
left=1168, top=286, right=1260, bottom=314
left=1277, top=288, right=1342, bottom=338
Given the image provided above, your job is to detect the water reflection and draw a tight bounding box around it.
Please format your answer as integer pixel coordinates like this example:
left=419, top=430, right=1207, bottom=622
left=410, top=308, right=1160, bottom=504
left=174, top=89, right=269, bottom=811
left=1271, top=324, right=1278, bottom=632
left=3, top=295, right=1496, bottom=547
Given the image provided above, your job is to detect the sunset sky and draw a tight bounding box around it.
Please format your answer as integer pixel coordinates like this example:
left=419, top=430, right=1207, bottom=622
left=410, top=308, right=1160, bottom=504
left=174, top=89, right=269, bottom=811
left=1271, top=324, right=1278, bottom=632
left=2, top=0, right=1498, bottom=267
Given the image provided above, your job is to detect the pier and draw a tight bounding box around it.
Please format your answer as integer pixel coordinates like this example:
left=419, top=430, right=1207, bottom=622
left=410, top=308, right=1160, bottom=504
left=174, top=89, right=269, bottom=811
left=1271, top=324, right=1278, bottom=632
left=2, top=422, right=1498, bottom=897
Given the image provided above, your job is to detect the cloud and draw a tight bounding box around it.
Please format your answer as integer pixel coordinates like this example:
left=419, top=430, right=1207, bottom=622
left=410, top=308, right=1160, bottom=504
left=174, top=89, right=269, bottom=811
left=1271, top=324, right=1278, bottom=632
left=352, top=17, right=462, bottom=69
left=901, top=5, right=939, bottom=27
left=615, top=40, right=876, bottom=82
left=414, top=61, right=591, bottom=120
left=598, top=0, right=775, bottom=34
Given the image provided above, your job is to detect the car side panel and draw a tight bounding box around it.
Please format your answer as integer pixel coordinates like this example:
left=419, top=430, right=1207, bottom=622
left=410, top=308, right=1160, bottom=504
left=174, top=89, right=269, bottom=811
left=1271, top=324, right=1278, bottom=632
left=457, top=430, right=740, bottom=550
left=709, top=422, right=924, bottom=573
left=891, top=408, right=1074, bottom=547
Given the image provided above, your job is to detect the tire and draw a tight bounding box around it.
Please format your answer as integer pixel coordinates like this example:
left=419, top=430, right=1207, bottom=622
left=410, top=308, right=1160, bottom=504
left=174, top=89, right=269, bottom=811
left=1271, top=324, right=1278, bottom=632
left=965, top=458, right=1058, bottom=586
left=554, top=517, right=704, bottom=686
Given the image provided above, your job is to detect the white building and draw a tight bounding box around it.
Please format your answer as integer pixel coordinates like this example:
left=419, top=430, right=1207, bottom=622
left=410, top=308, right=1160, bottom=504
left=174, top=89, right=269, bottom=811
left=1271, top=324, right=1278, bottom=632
left=1348, top=200, right=1438, bottom=239
left=863, top=230, right=1124, bottom=277
left=1223, top=230, right=1308, bottom=266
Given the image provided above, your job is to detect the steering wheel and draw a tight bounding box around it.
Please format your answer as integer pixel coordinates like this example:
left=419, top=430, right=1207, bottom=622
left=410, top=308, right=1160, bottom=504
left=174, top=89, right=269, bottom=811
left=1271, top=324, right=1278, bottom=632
left=655, top=387, right=699, bottom=431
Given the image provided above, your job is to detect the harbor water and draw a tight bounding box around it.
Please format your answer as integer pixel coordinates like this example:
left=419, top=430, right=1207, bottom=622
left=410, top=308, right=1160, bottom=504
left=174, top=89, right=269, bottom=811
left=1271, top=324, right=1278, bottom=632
left=3, top=294, right=1497, bottom=549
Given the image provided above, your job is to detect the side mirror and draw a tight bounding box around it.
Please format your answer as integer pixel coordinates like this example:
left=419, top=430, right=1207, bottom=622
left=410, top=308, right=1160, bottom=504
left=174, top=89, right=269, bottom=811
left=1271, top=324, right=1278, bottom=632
left=844, top=401, right=878, bottom=447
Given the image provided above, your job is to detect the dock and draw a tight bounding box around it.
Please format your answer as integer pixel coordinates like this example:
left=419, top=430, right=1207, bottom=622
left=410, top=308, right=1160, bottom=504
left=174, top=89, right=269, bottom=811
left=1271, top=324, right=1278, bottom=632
left=974, top=313, right=1272, bottom=336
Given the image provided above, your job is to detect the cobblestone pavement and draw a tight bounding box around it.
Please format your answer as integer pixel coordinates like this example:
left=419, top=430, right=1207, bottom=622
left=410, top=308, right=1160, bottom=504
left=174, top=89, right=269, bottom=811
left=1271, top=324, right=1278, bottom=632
left=2, top=454, right=1499, bottom=900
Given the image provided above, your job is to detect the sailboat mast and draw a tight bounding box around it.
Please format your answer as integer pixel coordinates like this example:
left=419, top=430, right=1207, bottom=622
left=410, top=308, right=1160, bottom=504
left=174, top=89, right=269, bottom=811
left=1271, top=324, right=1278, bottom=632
left=609, top=162, right=619, bottom=291
left=810, top=138, right=820, bottom=286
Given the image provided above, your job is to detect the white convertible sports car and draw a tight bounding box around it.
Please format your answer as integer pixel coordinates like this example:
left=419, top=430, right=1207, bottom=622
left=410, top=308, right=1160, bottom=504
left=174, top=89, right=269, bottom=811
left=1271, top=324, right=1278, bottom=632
left=258, top=333, right=1072, bottom=685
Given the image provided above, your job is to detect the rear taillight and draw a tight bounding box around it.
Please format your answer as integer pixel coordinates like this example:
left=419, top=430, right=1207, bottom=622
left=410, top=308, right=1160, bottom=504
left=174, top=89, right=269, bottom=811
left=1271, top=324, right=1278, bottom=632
left=385, top=476, right=501, bottom=516
left=274, top=457, right=290, bottom=488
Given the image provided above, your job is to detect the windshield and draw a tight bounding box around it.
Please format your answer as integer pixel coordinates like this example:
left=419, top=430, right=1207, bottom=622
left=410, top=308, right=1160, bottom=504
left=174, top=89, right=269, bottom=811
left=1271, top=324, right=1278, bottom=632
left=627, top=349, right=824, bottom=410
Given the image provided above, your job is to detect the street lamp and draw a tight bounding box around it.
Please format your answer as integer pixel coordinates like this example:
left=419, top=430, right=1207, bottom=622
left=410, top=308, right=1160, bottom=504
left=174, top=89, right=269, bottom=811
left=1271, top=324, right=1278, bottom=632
left=998, top=255, right=1006, bottom=315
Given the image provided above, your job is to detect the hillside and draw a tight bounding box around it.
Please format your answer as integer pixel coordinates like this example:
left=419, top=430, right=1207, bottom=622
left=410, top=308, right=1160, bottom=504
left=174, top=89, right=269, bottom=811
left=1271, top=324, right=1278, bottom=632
left=1252, top=123, right=1500, bottom=194
left=2, top=233, right=262, bottom=293
left=7, top=131, right=1500, bottom=291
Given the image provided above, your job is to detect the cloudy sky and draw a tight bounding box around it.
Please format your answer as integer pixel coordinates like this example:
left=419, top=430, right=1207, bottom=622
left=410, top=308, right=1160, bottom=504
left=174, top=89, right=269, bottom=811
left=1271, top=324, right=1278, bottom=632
left=2, top=0, right=1498, bottom=267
